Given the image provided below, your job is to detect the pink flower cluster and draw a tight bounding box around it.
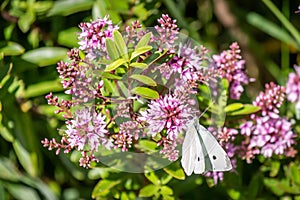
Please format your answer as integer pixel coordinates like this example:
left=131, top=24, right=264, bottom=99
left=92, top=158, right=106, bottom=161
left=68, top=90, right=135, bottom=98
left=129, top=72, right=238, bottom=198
left=239, top=82, right=296, bottom=162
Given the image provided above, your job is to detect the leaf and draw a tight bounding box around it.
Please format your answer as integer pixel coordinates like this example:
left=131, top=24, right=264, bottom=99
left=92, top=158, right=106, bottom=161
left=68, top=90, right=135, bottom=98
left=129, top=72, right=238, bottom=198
left=160, top=185, right=173, bottom=196
left=131, top=87, right=159, bottom=99
left=145, top=171, right=160, bottom=185
left=106, top=38, right=119, bottom=60
left=47, top=0, right=94, bottom=16
left=22, top=79, right=63, bottom=98
left=130, top=74, right=157, bottom=86
left=225, top=103, right=244, bottom=113
left=18, top=6, right=35, bottom=33
left=105, top=58, right=127, bottom=72
left=130, top=62, right=148, bottom=69
left=21, top=47, right=68, bottom=67
left=247, top=12, right=297, bottom=47
left=113, top=30, right=128, bottom=60
left=227, top=104, right=261, bottom=116
left=228, top=189, right=241, bottom=200
left=0, top=42, right=25, bottom=56
left=163, top=162, right=185, bottom=180
left=92, top=179, right=121, bottom=197
left=130, top=46, right=152, bottom=61
left=6, top=183, right=40, bottom=200
left=135, top=140, right=158, bottom=153
left=100, top=72, right=122, bottom=80
left=139, top=184, right=159, bottom=197
left=13, top=141, right=38, bottom=177
left=136, top=32, right=152, bottom=49
left=0, top=158, right=22, bottom=181
left=57, top=27, right=80, bottom=47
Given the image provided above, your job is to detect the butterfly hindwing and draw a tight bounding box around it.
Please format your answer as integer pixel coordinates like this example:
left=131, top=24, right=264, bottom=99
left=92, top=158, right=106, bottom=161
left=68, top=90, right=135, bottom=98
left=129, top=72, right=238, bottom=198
left=195, top=121, right=232, bottom=172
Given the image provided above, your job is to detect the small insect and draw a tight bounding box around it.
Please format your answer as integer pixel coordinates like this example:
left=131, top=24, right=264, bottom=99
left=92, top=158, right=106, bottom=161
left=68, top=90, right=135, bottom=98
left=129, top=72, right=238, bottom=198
left=181, top=118, right=232, bottom=176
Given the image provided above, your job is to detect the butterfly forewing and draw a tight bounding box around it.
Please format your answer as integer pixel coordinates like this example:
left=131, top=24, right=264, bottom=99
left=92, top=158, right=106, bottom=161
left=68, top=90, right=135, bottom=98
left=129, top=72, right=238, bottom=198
left=181, top=120, right=205, bottom=176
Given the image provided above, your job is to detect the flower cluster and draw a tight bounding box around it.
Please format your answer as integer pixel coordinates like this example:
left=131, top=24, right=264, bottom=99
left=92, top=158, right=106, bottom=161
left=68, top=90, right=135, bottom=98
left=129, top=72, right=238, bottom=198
left=213, top=42, right=252, bottom=99
left=239, top=82, right=296, bottom=162
left=286, top=65, right=300, bottom=113
left=42, top=14, right=239, bottom=172
left=78, top=15, right=118, bottom=59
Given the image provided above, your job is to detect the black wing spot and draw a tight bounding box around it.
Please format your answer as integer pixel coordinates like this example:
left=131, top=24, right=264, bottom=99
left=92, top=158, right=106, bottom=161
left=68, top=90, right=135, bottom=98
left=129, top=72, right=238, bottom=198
left=212, top=155, right=217, bottom=160
left=197, top=157, right=200, bottom=162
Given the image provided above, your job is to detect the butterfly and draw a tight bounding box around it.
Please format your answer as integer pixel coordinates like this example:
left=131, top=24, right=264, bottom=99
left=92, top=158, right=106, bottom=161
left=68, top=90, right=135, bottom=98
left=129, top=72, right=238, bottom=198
left=181, top=117, right=232, bottom=176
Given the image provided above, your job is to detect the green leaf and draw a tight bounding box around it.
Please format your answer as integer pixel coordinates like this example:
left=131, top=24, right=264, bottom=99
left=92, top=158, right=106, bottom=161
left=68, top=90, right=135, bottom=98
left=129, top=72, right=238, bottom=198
left=130, top=46, right=152, bottom=60
left=47, top=0, right=94, bottom=16
left=113, top=30, right=128, bottom=60
left=247, top=12, right=297, bottom=47
left=58, top=27, right=80, bottom=48
left=100, top=72, right=122, bottom=80
left=22, top=79, right=63, bottom=98
left=163, top=162, right=185, bottom=180
left=145, top=171, right=160, bottom=185
left=270, top=161, right=280, bottom=177
left=225, top=103, right=244, bottom=113
left=160, top=185, right=173, bottom=196
left=0, top=42, right=25, bottom=56
left=92, top=179, right=121, bottom=197
left=227, top=104, right=261, bottom=116
left=131, top=87, right=159, bottom=99
left=0, top=158, right=22, bottom=181
left=6, top=183, right=40, bottom=200
left=130, top=74, right=157, bottom=86
left=136, top=32, right=152, bottom=49
left=289, top=163, right=300, bottom=186
left=139, top=184, right=159, bottom=197
left=21, top=47, right=68, bottom=67
left=228, top=189, right=241, bottom=200
left=13, top=141, right=38, bottom=177
left=135, top=140, right=158, bottom=153
left=130, top=62, right=148, bottom=69
left=105, top=58, right=127, bottom=72
left=18, top=6, right=35, bottom=33
left=106, top=38, right=119, bottom=60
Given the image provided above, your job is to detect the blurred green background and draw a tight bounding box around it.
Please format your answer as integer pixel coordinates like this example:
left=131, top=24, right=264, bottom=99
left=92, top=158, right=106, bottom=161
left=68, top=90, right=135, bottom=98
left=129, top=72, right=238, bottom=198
left=1, top=0, right=300, bottom=199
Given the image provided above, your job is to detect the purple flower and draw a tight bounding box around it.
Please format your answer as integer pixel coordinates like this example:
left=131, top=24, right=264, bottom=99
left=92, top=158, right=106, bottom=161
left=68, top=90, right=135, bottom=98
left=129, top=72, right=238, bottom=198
left=158, top=137, right=179, bottom=161
left=213, top=42, right=252, bottom=99
left=154, top=14, right=179, bottom=53
left=239, top=82, right=296, bottom=161
left=114, top=121, right=140, bottom=152
left=139, top=93, right=194, bottom=140
left=78, top=15, right=118, bottom=59
left=66, top=107, right=112, bottom=151
left=286, top=65, right=300, bottom=109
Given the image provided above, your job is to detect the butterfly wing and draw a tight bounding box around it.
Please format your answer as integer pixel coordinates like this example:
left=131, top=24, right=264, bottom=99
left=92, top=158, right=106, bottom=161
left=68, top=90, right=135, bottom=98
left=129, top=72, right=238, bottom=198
left=195, top=122, right=232, bottom=172
left=181, top=120, right=205, bottom=176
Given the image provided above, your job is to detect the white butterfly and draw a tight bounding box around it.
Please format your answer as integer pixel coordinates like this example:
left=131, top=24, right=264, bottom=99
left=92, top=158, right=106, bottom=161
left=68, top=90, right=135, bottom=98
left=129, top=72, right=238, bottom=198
left=181, top=118, right=232, bottom=176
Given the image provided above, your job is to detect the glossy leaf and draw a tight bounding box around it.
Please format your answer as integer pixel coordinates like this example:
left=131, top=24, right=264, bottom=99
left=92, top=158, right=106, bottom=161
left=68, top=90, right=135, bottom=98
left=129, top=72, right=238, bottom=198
left=113, top=30, right=128, bottom=60
left=47, top=0, right=94, bottom=16
left=21, top=47, right=68, bottom=67
left=130, top=62, right=148, bottom=69
left=225, top=103, right=244, bottom=113
left=100, top=72, right=122, bottom=80
left=106, top=38, right=119, bottom=60
left=130, top=74, right=157, bottom=86
left=139, top=184, right=159, bottom=197
left=13, top=141, right=38, bottom=177
left=0, top=42, right=25, bottom=56
left=160, top=185, right=173, bottom=196
left=105, top=58, right=127, bottom=72
left=135, top=32, right=152, bottom=49
left=6, top=183, right=40, bottom=200
left=0, top=158, right=22, bottom=181
left=131, top=87, right=159, bottom=99
left=22, top=79, right=63, bottom=98
left=57, top=27, right=80, bottom=48
left=130, top=46, right=152, bottom=60
left=163, top=162, right=185, bottom=180
left=145, top=171, right=160, bottom=185
left=92, top=179, right=121, bottom=197
left=135, top=140, right=158, bottom=153
left=227, top=104, right=261, bottom=116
